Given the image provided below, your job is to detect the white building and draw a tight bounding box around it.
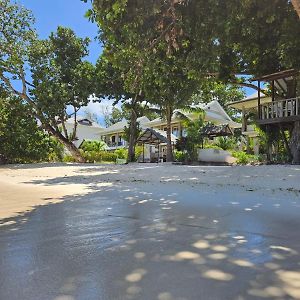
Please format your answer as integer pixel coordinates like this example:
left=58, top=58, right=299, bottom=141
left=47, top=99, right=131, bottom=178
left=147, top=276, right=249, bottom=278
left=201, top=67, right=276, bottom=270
left=100, top=100, right=241, bottom=152
left=63, top=117, right=104, bottom=148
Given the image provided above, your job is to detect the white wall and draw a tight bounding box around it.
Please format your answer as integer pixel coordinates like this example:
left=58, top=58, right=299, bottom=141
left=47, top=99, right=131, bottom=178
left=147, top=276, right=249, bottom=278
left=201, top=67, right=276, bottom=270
left=64, top=123, right=103, bottom=148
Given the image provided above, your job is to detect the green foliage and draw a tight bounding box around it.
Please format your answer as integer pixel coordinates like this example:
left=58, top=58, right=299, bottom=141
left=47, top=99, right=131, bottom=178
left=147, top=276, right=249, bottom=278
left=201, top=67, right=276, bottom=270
left=115, top=148, right=127, bottom=159
left=80, top=140, right=107, bottom=152
left=203, top=144, right=223, bottom=150
left=62, top=155, right=76, bottom=163
left=0, top=1, right=95, bottom=162
left=176, top=113, right=205, bottom=161
left=0, top=96, right=51, bottom=163
left=47, top=137, right=64, bottom=162
left=191, top=81, right=245, bottom=118
left=215, top=137, right=236, bottom=151
left=134, top=145, right=143, bottom=161
left=123, top=120, right=141, bottom=143
left=231, top=151, right=258, bottom=165
left=174, top=150, right=187, bottom=162
left=29, top=26, right=95, bottom=126
left=80, top=151, right=117, bottom=163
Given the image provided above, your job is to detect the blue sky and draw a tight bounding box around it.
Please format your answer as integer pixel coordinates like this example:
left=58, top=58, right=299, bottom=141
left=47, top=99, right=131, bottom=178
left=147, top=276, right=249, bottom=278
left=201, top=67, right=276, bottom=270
left=20, top=0, right=101, bottom=63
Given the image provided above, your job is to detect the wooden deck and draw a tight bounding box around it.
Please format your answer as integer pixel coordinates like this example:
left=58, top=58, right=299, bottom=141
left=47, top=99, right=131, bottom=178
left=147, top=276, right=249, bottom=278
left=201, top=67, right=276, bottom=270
left=258, top=97, right=300, bottom=125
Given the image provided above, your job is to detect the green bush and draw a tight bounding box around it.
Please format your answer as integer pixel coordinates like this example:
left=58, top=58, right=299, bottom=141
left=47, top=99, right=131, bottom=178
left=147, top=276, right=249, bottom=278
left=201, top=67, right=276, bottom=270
left=82, top=150, right=117, bottom=163
left=134, top=145, right=143, bottom=161
left=203, top=144, right=223, bottom=150
left=215, top=137, right=236, bottom=150
left=174, top=150, right=187, bottom=162
left=231, top=151, right=258, bottom=165
left=80, top=140, right=107, bottom=152
left=100, top=151, right=118, bottom=162
left=115, top=148, right=127, bottom=159
left=63, top=155, right=76, bottom=162
left=48, top=137, right=64, bottom=162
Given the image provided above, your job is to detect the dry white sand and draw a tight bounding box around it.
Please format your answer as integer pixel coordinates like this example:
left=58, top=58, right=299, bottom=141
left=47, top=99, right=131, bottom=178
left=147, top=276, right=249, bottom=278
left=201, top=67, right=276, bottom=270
left=0, top=162, right=299, bottom=221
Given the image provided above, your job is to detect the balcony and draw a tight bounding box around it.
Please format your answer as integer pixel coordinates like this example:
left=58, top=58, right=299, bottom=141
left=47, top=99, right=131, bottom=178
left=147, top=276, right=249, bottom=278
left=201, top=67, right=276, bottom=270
left=259, top=97, right=300, bottom=125
left=106, top=141, right=127, bottom=149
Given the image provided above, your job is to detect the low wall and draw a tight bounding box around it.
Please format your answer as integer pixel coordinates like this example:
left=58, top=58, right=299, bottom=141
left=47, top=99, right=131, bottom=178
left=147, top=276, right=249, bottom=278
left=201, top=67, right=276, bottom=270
left=198, top=149, right=236, bottom=164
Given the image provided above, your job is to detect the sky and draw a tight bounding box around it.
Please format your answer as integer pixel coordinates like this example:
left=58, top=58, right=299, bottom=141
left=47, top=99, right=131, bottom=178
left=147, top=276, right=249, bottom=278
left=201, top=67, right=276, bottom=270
left=19, top=0, right=255, bottom=126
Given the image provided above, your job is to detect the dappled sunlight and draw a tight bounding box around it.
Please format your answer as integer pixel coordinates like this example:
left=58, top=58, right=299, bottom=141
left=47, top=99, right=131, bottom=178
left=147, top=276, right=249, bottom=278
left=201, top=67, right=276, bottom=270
left=172, top=251, right=201, bottom=260
left=230, top=259, right=254, bottom=268
left=125, top=268, right=147, bottom=283
left=277, top=270, right=300, bottom=288
left=270, top=245, right=298, bottom=255
left=53, top=296, right=75, bottom=300
left=126, top=285, right=142, bottom=296
left=134, top=252, right=146, bottom=259
left=202, top=269, right=234, bottom=281
left=211, top=245, right=229, bottom=252
left=207, top=253, right=227, bottom=260
left=248, top=286, right=286, bottom=298
left=192, top=240, right=210, bottom=249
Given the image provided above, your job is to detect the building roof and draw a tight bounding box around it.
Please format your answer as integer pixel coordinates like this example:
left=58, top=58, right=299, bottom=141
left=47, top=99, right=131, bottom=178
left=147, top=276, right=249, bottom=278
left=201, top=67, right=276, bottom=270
left=251, top=69, right=299, bottom=82
left=102, top=116, right=150, bottom=134
left=201, top=124, right=234, bottom=137
left=228, top=91, right=271, bottom=110
left=65, top=117, right=104, bottom=129
left=144, top=100, right=241, bottom=128
left=137, top=128, right=177, bottom=145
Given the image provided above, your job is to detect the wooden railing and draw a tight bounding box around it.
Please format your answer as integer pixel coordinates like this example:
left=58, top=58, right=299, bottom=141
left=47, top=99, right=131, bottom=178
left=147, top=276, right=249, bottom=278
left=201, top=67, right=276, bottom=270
left=260, top=97, right=300, bottom=120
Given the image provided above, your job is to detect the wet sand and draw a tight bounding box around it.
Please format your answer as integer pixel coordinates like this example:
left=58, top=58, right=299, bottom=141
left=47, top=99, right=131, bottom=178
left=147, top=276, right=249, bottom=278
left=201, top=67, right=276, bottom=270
left=0, top=163, right=300, bottom=299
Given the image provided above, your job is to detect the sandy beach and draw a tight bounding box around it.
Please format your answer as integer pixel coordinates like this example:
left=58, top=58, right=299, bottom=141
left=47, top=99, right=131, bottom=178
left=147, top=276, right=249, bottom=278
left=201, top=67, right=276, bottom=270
left=0, top=163, right=300, bottom=300
left=0, top=163, right=299, bottom=221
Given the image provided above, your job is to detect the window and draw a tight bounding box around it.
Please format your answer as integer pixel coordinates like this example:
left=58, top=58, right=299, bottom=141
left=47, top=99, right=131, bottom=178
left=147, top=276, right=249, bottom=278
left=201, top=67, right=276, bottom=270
left=172, top=126, right=179, bottom=137
left=78, top=119, right=92, bottom=126
left=111, top=135, right=116, bottom=143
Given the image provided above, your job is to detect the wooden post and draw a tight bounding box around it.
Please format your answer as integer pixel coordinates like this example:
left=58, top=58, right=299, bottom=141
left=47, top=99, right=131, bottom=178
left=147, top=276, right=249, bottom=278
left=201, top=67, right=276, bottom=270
left=272, top=80, right=275, bottom=102
left=143, top=143, right=145, bottom=163
left=258, top=80, right=261, bottom=119
left=242, top=106, right=246, bottom=132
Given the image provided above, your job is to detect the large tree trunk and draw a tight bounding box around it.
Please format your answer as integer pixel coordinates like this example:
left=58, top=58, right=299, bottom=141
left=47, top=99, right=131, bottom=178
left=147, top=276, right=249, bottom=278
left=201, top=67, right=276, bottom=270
left=290, top=121, right=300, bottom=164
left=127, top=108, right=138, bottom=163
left=292, top=0, right=300, bottom=18
left=166, top=105, right=174, bottom=162
left=44, top=124, right=85, bottom=163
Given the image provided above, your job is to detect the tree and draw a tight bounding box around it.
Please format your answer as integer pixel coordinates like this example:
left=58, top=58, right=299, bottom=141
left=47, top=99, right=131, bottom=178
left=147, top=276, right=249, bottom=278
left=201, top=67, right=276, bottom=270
left=86, top=0, right=300, bottom=162
left=0, top=94, right=51, bottom=163
left=0, top=1, right=95, bottom=162
left=175, top=112, right=205, bottom=161
left=94, top=55, right=146, bottom=162
left=86, top=0, right=199, bottom=162
left=142, top=53, right=199, bottom=161
left=191, top=80, right=245, bottom=118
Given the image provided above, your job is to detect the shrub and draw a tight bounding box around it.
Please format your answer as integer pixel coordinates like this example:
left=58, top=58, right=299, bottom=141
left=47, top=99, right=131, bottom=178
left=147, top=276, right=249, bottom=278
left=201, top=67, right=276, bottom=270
left=101, top=151, right=118, bottom=162
left=231, top=151, right=258, bottom=165
left=215, top=137, right=236, bottom=150
left=48, top=137, right=64, bottom=162
left=82, top=150, right=117, bottom=163
left=174, top=150, right=187, bottom=162
left=63, top=155, right=76, bottom=162
left=134, top=145, right=143, bottom=161
left=203, top=144, right=223, bottom=150
left=80, top=140, right=107, bottom=152
left=115, top=148, right=127, bottom=159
